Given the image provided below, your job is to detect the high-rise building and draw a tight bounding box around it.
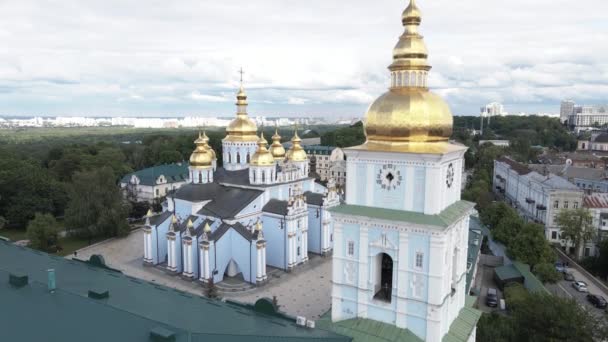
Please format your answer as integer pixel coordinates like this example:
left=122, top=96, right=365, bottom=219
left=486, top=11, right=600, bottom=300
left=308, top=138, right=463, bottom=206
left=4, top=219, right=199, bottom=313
left=560, top=100, right=575, bottom=124
left=480, top=102, right=506, bottom=117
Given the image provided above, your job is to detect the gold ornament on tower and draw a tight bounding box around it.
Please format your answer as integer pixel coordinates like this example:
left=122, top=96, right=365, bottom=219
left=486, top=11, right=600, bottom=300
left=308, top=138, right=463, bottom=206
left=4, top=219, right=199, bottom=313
left=362, top=0, right=454, bottom=152
left=224, top=68, right=259, bottom=142
left=200, top=130, right=216, bottom=160
left=270, top=128, right=286, bottom=161
left=250, top=132, right=275, bottom=166
left=285, top=128, right=307, bottom=162
left=189, top=131, right=213, bottom=168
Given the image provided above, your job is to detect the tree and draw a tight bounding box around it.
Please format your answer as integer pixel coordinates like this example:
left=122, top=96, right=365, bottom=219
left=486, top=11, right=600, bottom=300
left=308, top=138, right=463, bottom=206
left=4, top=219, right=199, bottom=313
left=533, top=263, right=561, bottom=284
left=556, top=208, right=596, bottom=258
left=476, top=312, right=515, bottom=342
left=492, top=211, right=523, bottom=246
left=508, top=223, right=555, bottom=267
left=64, top=167, right=131, bottom=239
left=0, top=216, right=6, bottom=230
left=26, top=213, right=59, bottom=253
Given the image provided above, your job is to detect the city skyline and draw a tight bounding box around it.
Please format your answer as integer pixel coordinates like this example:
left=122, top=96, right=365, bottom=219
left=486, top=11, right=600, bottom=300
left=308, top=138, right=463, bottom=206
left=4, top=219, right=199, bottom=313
left=1, top=0, right=607, bottom=117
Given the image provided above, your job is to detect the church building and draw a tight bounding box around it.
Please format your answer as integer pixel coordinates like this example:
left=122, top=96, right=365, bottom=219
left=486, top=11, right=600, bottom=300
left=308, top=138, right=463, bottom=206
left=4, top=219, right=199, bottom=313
left=142, top=83, right=340, bottom=285
left=330, top=1, right=476, bottom=341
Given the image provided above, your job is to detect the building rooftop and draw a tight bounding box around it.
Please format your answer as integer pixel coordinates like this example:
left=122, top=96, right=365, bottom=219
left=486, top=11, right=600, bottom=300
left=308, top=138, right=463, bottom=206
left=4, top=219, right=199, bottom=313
left=121, top=163, right=189, bottom=186
left=0, top=240, right=350, bottom=341
left=497, top=157, right=532, bottom=175
left=330, top=201, right=475, bottom=230
left=584, top=192, right=608, bottom=208
left=528, top=164, right=606, bottom=181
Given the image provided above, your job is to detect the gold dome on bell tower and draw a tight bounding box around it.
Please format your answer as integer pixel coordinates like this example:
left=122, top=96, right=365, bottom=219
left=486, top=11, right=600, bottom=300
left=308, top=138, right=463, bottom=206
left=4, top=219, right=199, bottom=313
left=224, top=69, right=259, bottom=143
left=363, top=0, right=453, bottom=151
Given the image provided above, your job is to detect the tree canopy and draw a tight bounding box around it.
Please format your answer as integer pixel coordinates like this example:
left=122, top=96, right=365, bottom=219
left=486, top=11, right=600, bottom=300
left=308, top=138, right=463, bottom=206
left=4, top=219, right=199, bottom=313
left=26, top=213, right=60, bottom=253
left=555, top=208, right=595, bottom=258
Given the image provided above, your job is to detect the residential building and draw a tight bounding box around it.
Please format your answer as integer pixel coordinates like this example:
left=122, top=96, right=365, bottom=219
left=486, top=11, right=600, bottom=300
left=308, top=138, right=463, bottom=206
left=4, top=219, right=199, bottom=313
left=493, top=157, right=584, bottom=251
left=528, top=164, right=608, bottom=193
left=567, top=102, right=608, bottom=131
left=538, top=151, right=607, bottom=169
left=120, top=163, right=189, bottom=202
left=330, top=1, right=480, bottom=341
left=582, top=193, right=608, bottom=256
left=480, top=102, right=507, bottom=117
left=577, top=132, right=608, bottom=152
left=0, top=239, right=350, bottom=342
left=304, top=145, right=346, bottom=187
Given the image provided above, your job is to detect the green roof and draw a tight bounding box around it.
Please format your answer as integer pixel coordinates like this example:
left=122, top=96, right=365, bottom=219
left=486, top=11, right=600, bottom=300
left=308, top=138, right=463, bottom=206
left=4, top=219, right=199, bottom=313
left=494, top=264, right=523, bottom=282
left=0, top=240, right=350, bottom=342
left=512, top=262, right=549, bottom=294
left=442, top=306, right=482, bottom=342
left=466, top=217, right=484, bottom=292
left=330, top=201, right=475, bottom=229
left=121, top=163, right=189, bottom=186
left=316, top=314, right=423, bottom=342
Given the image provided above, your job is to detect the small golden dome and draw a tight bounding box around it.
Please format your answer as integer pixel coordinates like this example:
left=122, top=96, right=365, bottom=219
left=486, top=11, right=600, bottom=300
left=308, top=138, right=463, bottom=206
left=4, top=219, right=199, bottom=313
left=363, top=0, right=453, bottom=147
left=225, top=85, right=259, bottom=142
left=270, top=128, right=286, bottom=160
left=285, top=130, right=308, bottom=162
left=200, top=131, right=216, bottom=160
left=190, top=133, right=213, bottom=168
left=251, top=132, right=275, bottom=166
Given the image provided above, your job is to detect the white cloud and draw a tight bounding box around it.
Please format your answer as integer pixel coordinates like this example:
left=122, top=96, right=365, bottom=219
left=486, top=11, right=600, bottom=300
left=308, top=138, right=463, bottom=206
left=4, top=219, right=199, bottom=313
left=0, top=0, right=606, bottom=116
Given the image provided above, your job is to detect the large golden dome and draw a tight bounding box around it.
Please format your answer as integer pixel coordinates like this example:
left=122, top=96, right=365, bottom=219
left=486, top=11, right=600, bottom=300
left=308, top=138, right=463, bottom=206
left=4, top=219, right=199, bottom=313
left=363, top=0, right=453, bottom=148
left=251, top=133, right=275, bottom=166
left=189, top=132, right=213, bottom=168
left=270, top=128, right=286, bottom=160
left=225, top=86, right=259, bottom=142
left=200, top=131, right=216, bottom=160
left=285, top=130, right=308, bottom=162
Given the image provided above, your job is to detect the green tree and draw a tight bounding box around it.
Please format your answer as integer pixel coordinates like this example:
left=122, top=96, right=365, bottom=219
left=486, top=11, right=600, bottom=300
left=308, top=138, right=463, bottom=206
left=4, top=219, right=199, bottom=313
left=26, top=213, right=59, bottom=253
left=476, top=312, right=515, bottom=342
left=492, top=210, right=523, bottom=246
left=556, top=208, right=595, bottom=258
left=64, top=167, right=131, bottom=239
left=533, top=263, right=561, bottom=284
left=508, top=223, right=555, bottom=267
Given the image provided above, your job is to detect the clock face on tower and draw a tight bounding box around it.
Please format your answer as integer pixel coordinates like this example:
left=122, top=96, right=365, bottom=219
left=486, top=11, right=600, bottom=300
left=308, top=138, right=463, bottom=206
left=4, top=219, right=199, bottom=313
left=376, top=164, right=402, bottom=191
left=446, top=163, right=455, bottom=188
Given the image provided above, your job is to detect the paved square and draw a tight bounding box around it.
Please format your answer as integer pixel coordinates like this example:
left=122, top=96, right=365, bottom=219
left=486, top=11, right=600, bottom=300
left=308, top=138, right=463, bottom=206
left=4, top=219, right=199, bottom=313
left=70, top=229, right=333, bottom=319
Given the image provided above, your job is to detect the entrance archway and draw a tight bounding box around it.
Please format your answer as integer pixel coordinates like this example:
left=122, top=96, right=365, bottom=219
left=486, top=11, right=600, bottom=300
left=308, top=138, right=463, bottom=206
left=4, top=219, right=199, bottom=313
left=374, top=253, right=393, bottom=302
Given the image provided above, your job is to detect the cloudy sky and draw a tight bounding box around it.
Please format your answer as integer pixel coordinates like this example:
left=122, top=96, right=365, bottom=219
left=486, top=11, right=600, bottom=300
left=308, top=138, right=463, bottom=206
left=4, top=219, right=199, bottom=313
left=1, top=0, right=607, bottom=118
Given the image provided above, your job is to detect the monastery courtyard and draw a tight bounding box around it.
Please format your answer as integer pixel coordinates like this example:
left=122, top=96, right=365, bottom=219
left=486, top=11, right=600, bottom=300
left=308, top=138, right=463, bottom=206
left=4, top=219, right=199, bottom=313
left=69, top=228, right=333, bottom=320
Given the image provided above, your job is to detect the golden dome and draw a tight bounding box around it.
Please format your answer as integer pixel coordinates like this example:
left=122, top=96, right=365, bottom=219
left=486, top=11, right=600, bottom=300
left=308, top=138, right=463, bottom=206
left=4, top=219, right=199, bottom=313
left=200, top=131, right=216, bottom=160
left=251, top=132, right=275, bottom=166
left=285, top=130, right=308, bottom=162
left=225, top=86, right=259, bottom=142
left=189, top=133, right=213, bottom=168
left=270, top=128, right=286, bottom=160
left=363, top=0, right=453, bottom=147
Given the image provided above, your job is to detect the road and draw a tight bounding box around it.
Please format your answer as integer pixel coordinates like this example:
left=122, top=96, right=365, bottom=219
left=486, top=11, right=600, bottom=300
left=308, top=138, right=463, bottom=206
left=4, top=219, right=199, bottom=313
left=546, top=265, right=607, bottom=321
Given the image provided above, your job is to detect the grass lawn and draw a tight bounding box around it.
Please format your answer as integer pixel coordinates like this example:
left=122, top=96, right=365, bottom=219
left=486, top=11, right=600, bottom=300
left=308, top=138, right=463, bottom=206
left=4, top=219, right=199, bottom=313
left=0, top=228, right=103, bottom=257
left=0, top=229, right=28, bottom=241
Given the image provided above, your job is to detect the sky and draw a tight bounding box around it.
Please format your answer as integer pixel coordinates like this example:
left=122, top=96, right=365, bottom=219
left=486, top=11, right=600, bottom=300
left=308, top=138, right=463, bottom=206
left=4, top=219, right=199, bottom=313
left=0, top=0, right=607, bottom=118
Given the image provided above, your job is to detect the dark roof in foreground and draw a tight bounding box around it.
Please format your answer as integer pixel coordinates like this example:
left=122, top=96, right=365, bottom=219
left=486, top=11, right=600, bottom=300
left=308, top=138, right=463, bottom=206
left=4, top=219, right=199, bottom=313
left=0, top=240, right=350, bottom=342
left=121, top=163, right=189, bottom=186
left=173, top=183, right=263, bottom=219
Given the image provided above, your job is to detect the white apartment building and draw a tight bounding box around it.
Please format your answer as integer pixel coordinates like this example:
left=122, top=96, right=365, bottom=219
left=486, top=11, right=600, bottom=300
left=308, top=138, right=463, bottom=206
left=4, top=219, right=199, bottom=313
left=493, top=157, right=584, bottom=254
left=582, top=193, right=608, bottom=257
left=560, top=100, right=575, bottom=124
left=480, top=102, right=507, bottom=117
left=567, top=102, right=608, bottom=131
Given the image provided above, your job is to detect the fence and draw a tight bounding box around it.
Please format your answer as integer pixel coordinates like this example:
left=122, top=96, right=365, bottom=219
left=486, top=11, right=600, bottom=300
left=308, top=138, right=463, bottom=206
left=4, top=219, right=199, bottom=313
left=555, top=247, right=608, bottom=296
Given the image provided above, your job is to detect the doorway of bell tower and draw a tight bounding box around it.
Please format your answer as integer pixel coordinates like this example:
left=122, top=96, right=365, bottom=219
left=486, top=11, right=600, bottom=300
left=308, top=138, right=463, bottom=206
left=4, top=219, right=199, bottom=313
left=373, top=253, right=393, bottom=302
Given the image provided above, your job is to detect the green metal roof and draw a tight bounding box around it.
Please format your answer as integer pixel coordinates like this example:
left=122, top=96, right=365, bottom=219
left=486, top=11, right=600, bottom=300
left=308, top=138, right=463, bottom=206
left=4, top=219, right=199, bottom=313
left=494, top=264, right=523, bottom=282
left=121, top=163, right=189, bottom=186
left=512, top=262, right=549, bottom=294
left=316, top=314, right=423, bottom=342
left=442, top=307, right=482, bottom=342
left=466, top=217, right=484, bottom=292
left=330, top=201, right=475, bottom=229
left=0, top=240, right=350, bottom=341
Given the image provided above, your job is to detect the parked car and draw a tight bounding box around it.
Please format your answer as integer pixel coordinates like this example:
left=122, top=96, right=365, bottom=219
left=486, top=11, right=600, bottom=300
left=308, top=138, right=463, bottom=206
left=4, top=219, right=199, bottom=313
left=563, top=272, right=575, bottom=281
left=486, top=288, right=498, bottom=307
left=572, top=281, right=588, bottom=293
left=587, top=294, right=607, bottom=309
left=555, top=262, right=566, bottom=273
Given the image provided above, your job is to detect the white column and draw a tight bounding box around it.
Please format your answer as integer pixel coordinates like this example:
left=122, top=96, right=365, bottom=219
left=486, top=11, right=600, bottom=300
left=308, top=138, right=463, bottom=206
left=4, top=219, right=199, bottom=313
left=167, top=241, right=173, bottom=268
left=143, top=232, right=149, bottom=261
left=257, top=248, right=263, bottom=280
left=262, top=246, right=267, bottom=279
left=302, top=231, right=308, bottom=261
left=204, top=248, right=210, bottom=279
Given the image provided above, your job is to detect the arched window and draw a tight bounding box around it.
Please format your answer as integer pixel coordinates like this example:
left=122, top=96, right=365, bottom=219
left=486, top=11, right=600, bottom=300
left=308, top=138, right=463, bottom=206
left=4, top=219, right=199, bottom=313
left=253, top=171, right=256, bottom=183
left=262, top=171, right=265, bottom=183
left=246, top=153, right=250, bottom=163
left=198, top=172, right=202, bottom=184
left=237, top=153, right=241, bottom=164
left=228, top=153, right=232, bottom=163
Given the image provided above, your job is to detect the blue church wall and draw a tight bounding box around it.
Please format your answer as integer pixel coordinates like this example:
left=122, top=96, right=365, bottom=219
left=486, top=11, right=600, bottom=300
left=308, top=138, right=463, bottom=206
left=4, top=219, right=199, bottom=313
left=174, top=199, right=193, bottom=220
left=295, top=227, right=304, bottom=264
left=368, top=305, right=397, bottom=326
left=149, top=229, right=158, bottom=264
left=174, top=233, right=183, bottom=273
left=213, top=230, right=256, bottom=283
left=407, top=301, right=428, bottom=340
left=373, top=164, right=406, bottom=211
left=307, top=205, right=322, bottom=254
left=355, top=164, right=367, bottom=205
left=413, top=167, right=426, bottom=212
left=262, top=215, right=287, bottom=269
left=154, top=218, right=171, bottom=264
left=236, top=195, right=263, bottom=219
